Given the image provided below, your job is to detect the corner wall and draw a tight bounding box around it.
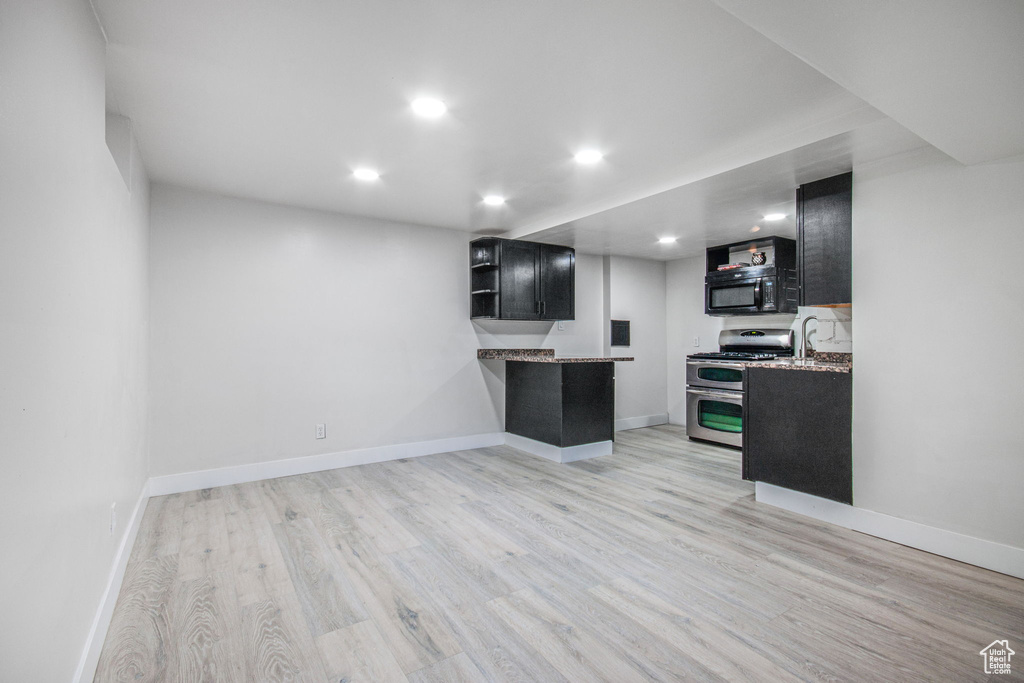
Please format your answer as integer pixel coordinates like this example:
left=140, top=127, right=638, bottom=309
left=852, top=148, right=1024, bottom=549
left=666, top=256, right=723, bottom=423
left=607, top=256, right=668, bottom=427
left=148, top=185, right=507, bottom=476
left=0, top=1, right=151, bottom=680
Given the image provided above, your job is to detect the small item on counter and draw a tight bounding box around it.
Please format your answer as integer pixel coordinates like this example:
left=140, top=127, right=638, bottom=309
left=717, top=262, right=750, bottom=271
left=751, top=251, right=766, bottom=266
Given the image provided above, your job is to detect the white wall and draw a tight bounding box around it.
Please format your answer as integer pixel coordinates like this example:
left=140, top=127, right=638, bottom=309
left=853, top=148, right=1024, bottom=549
left=0, top=1, right=150, bottom=680
left=666, top=256, right=723, bottom=423
left=607, top=256, right=668, bottom=426
left=149, top=185, right=513, bottom=475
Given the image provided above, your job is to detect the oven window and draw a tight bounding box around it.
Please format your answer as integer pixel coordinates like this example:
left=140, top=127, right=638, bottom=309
left=696, top=367, right=743, bottom=384
left=698, top=399, right=743, bottom=433
left=710, top=284, right=755, bottom=309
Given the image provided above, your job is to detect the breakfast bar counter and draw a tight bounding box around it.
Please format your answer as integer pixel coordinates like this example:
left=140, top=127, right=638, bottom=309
left=479, top=348, right=633, bottom=462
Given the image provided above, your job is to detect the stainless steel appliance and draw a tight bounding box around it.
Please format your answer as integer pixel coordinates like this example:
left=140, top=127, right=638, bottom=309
left=685, top=328, right=794, bottom=448
left=704, top=269, right=798, bottom=316
left=703, top=237, right=798, bottom=316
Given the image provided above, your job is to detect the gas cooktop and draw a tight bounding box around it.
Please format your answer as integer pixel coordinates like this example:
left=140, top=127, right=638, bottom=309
left=687, top=351, right=782, bottom=361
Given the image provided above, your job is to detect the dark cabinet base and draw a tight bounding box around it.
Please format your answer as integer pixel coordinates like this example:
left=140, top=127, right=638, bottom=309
left=505, top=361, right=614, bottom=448
left=743, top=368, right=852, bottom=504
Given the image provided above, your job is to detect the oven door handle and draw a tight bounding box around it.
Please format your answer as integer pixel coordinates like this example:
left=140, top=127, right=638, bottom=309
left=686, top=360, right=746, bottom=371
left=686, top=388, right=743, bottom=401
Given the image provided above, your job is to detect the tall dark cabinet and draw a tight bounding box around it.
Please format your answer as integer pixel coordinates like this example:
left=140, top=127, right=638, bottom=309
left=797, top=172, right=852, bottom=307
left=470, top=237, right=575, bottom=320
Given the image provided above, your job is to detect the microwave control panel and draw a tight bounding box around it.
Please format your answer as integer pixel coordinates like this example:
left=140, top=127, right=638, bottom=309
left=762, top=279, right=777, bottom=311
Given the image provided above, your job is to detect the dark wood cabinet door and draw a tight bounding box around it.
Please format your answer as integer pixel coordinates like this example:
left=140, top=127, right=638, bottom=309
left=743, top=367, right=852, bottom=504
left=498, top=240, right=539, bottom=319
left=538, top=244, right=574, bottom=320
left=798, top=172, right=852, bottom=306
left=505, top=362, right=562, bottom=444
left=505, top=361, right=613, bottom=448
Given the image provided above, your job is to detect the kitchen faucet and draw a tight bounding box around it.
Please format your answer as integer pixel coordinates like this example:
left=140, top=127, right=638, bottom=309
left=800, top=315, right=817, bottom=359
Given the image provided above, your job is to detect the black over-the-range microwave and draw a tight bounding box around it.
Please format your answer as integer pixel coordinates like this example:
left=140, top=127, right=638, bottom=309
left=704, top=236, right=798, bottom=316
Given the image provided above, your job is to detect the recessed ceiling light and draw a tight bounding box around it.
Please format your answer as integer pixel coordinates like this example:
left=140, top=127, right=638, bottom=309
left=411, top=97, right=447, bottom=118
left=483, top=195, right=505, bottom=206
left=750, top=226, right=761, bottom=233
left=763, top=213, right=786, bottom=221
left=574, top=149, right=604, bottom=164
left=353, top=168, right=380, bottom=181
left=658, top=236, right=677, bottom=244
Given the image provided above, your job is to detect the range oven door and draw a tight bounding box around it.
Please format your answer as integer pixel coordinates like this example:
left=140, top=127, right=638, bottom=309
left=686, top=360, right=745, bottom=392
left=705, top=276, right=769, bottom=315
left=686, top=388, right=743, bottom=448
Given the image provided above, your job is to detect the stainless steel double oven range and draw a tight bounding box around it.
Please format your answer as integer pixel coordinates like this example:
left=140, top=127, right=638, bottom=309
left=685, top=329, right=793, bottom=449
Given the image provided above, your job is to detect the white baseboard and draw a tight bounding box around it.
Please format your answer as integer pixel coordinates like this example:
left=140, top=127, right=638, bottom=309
left=147, top=432, right=506, bottom=496
left=615, top=413, right=669, bottom=432
left=504, top=433, right=613, bottom=463
left=74, top=481, right=151, bottom=683
left=755, top=482, right=1024, bottom=579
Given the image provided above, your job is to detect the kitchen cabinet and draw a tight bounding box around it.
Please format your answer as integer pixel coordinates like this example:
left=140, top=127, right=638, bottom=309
left=470, top=237, right=574, bottom=320
left=505, top=360, right=614, bottom=448
left=743, top=367, right=852, bottom=504
left=797, top=171, right=852, bottom=307
left=703, top=236, right=798, bottom=316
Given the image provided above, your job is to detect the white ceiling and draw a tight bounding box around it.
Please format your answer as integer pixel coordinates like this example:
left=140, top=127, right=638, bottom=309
left=98, top=0, right=876, bottom=235
left=95, top=0, right=1016, bottom=255
left=525, top=119, right=928, bottom=260
left=710, top=0, right=1024, bottom=166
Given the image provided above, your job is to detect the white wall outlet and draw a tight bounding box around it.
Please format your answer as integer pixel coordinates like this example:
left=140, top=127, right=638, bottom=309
left=109, top=502, right=117, bottom=536
left=557, top=321, right=565, bottom=331
left=693, top=336, right=700, bottom=347
left=315, top=423, right=326, bottom=439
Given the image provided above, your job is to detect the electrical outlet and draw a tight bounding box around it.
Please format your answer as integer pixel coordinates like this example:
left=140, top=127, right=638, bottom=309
left=557, top=321, right=565, bottom=331
left=315, top=423, right=326, bottom=439
left=109, top=502, right=117, bottom=536
left=693, top=336, right=700, bottom=347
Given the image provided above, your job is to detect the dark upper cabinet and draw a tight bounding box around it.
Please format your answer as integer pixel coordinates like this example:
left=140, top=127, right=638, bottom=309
left=499, top=239, right=541, bottom=320
left=538, top=244, right=574, bottom=320
left=743, top=367, right=852, bottom=504
left=798, top=172, right=852, bottom=307
left=470, top=237, right=575, bottom=320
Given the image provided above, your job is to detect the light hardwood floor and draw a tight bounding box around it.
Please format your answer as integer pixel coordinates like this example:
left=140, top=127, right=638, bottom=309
left=95, top=425, right=1023, bottom=682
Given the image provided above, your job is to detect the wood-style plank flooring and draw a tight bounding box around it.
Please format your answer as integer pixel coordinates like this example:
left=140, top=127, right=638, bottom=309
left=96, top=425, right=1024, bottom=681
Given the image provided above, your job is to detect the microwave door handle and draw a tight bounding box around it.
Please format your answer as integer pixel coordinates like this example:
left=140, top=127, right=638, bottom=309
left=754, top=279, right=762, bottom=309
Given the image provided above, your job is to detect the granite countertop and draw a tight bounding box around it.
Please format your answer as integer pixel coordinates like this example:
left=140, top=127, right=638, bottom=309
left=478, top=348, right=634, bottom=363
left=746, top=352, right=852, bottom=374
